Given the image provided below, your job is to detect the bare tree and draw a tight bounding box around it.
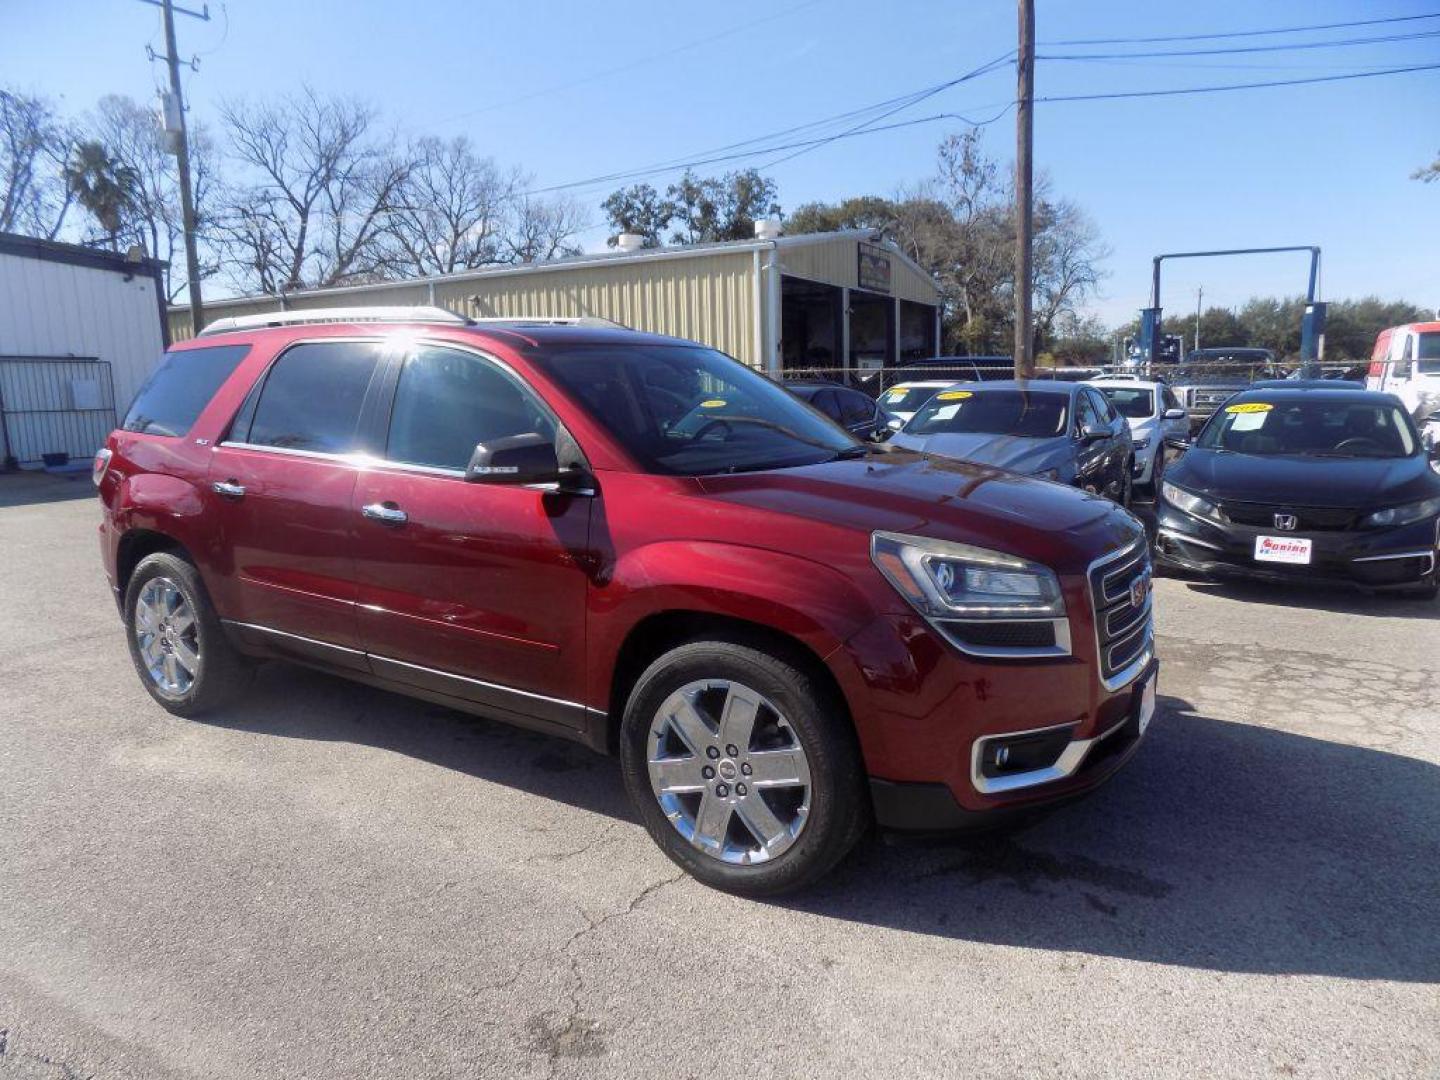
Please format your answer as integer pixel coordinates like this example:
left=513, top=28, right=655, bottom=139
left=1, top=87, right=74, bottom=238
left=87, top=95, right=219, bottom=298
left=214, top=87, right=409, bottom=293
left=383, top=135, right=518, bottom=275
left=501, top=192, right=585, bottom=264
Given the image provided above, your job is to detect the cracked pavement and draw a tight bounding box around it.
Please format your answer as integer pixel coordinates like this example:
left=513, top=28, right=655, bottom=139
left=1, top=472, right=1437, bottom=1079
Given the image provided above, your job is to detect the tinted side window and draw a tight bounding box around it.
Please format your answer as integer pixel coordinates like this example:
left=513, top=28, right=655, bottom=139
left=809, top=389, right=843, bottom=421
left=246, top=342, right=381, bottom=454
left=122, top=344, right=251, bottom=437
left=1088, top=389, right=1117, bottom=424
left=839, top=390, right=875, bottom=425
left=1075, top=393, right=1101, bottom=432
left=387, top=346, right=555, bottom=471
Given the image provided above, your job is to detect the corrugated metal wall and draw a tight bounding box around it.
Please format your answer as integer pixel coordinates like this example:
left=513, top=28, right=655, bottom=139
left=1, top=250, right=165, bottom=415
left=169, top=251, right=761, bottom=366
left=779, top=235, right=939, bottom=303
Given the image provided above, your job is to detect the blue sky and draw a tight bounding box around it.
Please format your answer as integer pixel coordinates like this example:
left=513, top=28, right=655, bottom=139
left=4, top=0, right=1438, bottom=326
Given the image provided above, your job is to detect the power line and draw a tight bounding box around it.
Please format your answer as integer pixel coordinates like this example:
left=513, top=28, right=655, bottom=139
left=434, top=0, right=826, bottom=126
left=752, top=52, right=1012, bottom=170
left=515, top=61, right=1438, bottom=201
left=1042, top=27, right=1440, bottom=61
left=517, top=53, right=1013, bottom=196
left=1036, top=61, right=1440, bottom=103
left=1042, top=10, right=1440, bottom=46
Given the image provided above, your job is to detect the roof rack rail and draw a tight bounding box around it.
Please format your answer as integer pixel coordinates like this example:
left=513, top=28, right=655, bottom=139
left=466, top=316, right=625, bottom=329
left=197, top=306, right=469, bottom=336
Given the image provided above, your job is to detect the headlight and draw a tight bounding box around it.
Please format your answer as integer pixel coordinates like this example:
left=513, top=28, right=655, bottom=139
left=1361, top=495, right=1440, bottom=528
left=1131, top=436, right=1150, bottom=451
left=1160, top=480, right=1221, bottom=521
left=870, top=531, right=1065, bottom=619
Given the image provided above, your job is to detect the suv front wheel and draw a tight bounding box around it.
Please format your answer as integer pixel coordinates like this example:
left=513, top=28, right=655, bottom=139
left=124, top=551, right=252, bottom=716
left=619, top=639, right=868, bottom=896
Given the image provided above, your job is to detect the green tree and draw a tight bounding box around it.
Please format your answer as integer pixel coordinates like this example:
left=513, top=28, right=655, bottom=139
left=63, top=139, right=138, bottom=248
left=601, top=168, right=779, bottom=247
left=600, top=183, right=671, bottom=247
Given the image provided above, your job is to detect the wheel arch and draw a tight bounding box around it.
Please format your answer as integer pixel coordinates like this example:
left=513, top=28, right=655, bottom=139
left=116, top=529, right=190, bottom=598
left=603, top=610, right=855, bottom=757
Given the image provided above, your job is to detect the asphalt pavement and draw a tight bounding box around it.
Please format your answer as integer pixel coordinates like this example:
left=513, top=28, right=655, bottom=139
left=1, top=471, right=1436, bottom=1080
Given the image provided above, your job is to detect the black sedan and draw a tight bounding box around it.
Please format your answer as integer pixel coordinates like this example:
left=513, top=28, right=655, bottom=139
left=888, top=380, right=1135, bottom=504
left=1155, top=386, right=1440, bottom=598
left=785, top=379, right=892, bottom=440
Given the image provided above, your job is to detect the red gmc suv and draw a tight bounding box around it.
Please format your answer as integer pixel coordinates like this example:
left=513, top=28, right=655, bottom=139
left=97, top=308, right=1157, bottom=895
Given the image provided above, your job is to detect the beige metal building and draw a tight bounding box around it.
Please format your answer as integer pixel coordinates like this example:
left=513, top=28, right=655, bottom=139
left=168, top=228, right=941, bottom=379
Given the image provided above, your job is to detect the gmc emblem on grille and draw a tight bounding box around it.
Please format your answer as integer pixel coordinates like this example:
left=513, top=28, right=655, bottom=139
left=1129, top=572, right=1150, bottom=610
left=1273, top=513, right=1299, bottom=531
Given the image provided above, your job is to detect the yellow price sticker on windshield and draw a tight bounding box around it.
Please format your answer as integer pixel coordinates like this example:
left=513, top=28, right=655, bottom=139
left=935, top=390, right=973, bottom=401
left=1225, top=402, right=1273, bottom=414
left=700, top=399, right=727, bottom=408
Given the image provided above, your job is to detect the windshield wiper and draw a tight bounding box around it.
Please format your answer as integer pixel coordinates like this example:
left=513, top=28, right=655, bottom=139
left=830, top=445, right=871, bottom=460
left=696, top=415, right=840, bottom=452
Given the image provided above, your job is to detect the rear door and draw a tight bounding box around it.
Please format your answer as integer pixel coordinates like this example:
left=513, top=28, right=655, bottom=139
left=207, top=338, right=386, bottom=668
left=351, top=341, right=593, bottom=729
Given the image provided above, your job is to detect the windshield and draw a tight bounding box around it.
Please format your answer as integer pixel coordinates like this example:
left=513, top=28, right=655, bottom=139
left=1197, top=399, right=1418, bottom=458
left=880, top=385, right=947, bottom=413
left=1419, top=332, right=1440, bottom=374
left=1098, top=386, right=1154, bottom=419
left=905, top=389, right=1069, bottom=438
left=529, top=344, right=858, bottom=475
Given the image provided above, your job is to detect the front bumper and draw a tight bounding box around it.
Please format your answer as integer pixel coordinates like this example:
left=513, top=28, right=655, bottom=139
left=828, top=552, right=1157, bottom=834
left=1154, top=505, right=1439, bottom=590
left=868, top=657, right=1157, bottom=831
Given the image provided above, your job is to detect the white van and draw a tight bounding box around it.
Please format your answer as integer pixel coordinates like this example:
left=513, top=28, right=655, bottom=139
left=1366, top=321, right=1440, bottom=446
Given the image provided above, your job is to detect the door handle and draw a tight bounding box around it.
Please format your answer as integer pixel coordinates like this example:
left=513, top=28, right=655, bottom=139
left=361, top=502, right=408, bottom=525
left=212, top=479, right=246, bottom=499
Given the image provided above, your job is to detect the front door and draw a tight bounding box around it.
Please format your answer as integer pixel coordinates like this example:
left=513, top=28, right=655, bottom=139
left=207, top=338, right=387, bottom=668
left=352, top=342, right=593, bottom=730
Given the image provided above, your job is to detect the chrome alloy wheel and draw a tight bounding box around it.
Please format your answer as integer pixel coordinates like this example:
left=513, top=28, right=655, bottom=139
left=134, top=576, right=199, bottom=696
left=646, top=679, right=813, bottom=865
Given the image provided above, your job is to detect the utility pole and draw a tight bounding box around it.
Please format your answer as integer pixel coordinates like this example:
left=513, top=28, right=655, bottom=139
left=144, top=0, right=208, bottom=332
left=1014, top=0, right=1035, bottom=379
left=1194, top=286, right=1203, bottom=351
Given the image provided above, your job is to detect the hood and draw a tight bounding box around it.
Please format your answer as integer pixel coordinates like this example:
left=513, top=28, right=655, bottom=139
left=1171, top=449, right=1440, bottom=509
left=887, top=432, right=1067, bottom=475
left=696, top=448, right=1140, bottom=574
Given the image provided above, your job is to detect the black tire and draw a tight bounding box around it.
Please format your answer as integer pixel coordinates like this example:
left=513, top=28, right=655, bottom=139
left=619, top=639, right=869, bottom=896
left=123, top=551, right=252, bottom=717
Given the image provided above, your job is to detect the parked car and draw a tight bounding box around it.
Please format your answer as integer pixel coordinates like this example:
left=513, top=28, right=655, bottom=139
left=96, top=308, right=1157, bottom=896
left=785, top=378, right=890, bottom=440
left=1166, top=347, right=1280, bottom=434
left=1365, top=320, right=1440, bottom=448
left=889, top=380, right=1136, bottom=504
left=1085, top=376, right=1189, bottom=492
left=1155, top=385, right=1440, bottom=598
left=877, top=380, right=954, bottom=428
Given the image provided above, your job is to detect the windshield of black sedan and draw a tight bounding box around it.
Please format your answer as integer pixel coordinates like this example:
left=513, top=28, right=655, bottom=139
left=530, top=344, right=858, bottom=474
left=1197, top=399, right=1418, bottom=458
left=905, top=389, right=1069, bottom=438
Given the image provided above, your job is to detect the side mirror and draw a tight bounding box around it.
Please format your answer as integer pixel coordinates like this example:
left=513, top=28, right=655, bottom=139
left=1163, top=408, right=1187, bottom=420
left=1079, top=422, right=1109, bottom=441
left=465, top=433, right=559, bottom=485
left=1163, top=435, right=1191, bottom=454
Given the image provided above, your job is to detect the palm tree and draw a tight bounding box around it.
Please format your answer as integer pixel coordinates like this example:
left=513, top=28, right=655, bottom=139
left=64, top=140, right=139, bottom=249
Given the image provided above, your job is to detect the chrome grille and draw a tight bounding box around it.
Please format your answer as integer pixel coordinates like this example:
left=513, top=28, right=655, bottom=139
left=1088, top=539, right=1153, bottom=690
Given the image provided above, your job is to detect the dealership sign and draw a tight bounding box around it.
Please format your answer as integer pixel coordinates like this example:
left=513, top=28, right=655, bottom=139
left=857, top=242, right=892, bottom=294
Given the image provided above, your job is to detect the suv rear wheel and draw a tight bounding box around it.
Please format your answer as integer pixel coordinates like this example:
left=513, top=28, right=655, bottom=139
left=619, top=639, right=868, bottom=896
left=124, top=551, right=252, bottom=716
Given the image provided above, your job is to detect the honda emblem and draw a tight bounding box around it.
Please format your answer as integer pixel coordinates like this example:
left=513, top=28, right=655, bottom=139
left=1273, top=513, right=1299, bottom=531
